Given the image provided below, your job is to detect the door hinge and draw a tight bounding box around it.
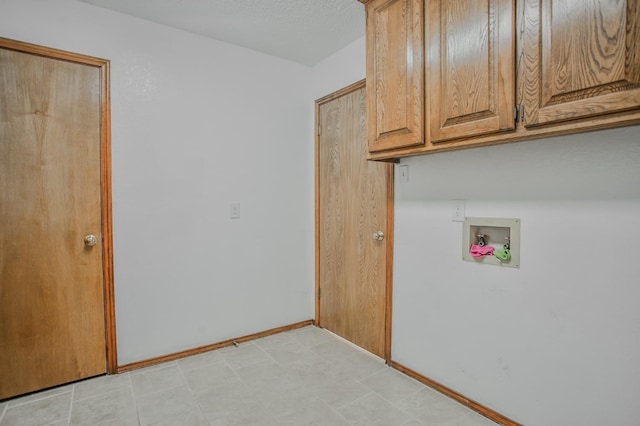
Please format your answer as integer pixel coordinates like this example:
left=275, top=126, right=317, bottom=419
left=318, top=287, right=321, bottom=299
left=317, top=124, right=321, bottom=136
left=514, top=104, right=524, bottom=123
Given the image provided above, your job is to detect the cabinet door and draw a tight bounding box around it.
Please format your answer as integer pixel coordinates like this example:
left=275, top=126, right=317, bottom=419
left=365, top=0, right=424, bottom=152
left=427, top=0, right=515, bottom=143
left=523, top=0, right=640, bottom=126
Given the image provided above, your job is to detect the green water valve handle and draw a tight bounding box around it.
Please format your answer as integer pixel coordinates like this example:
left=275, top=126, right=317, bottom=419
left=495, top=248, right=511, bottom=262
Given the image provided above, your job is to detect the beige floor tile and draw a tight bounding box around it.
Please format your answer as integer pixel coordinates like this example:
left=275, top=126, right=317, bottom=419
left=254, top=331, right=296, bottom=348
left=456, top=412, right=502, bottom=426
left=69, top=387, right=138, bottom=426
left=146, top=408, right=208, bottom=426
left=308, top=376, right=372, bottom=408
left=402, top=420, right=424, bottom=426
left=338, top=392, right=412, bottom=426
left=258, top=383, right=319, bottom=419
left=395, top=387, right=476, bottom=424
left=130, top=364, right=185, bottom=397
left=328, top=350, right=387, bottom=380
left=361, top=367, right=424, bottom=403
left=235, top=361, right=301, bottom=392
left=218, top=342, right=272, bottom=370
left=256, top=338, right=316, bottom=365
left=0, top=392, right=71, bottom=426
left=6, top=385, right=72, bottom=408
left=176, top=350, right=223, bottom=372
left=289, top=326, right=335, bottom=348
left=73, top=373, right=131, bottom=401
left=197, top=379, right=268, bottom=424
left=273, top=396, right=349, bottom=426
left=182, top=361, right=240, bottom=394
left=136, top=385, right=198, bottom=426
left=3, top=326, right=500, bottom=426
left=310, top=338, right=364, bottom=359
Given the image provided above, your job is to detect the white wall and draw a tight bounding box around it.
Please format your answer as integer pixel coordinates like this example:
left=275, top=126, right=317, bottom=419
left=312, top=37, right=640, bottom=426
left=0, top=0, right=315, bottom=364
left=310, top=36, right=366, bottom=100
left=393, top=129, right=640, bottom=426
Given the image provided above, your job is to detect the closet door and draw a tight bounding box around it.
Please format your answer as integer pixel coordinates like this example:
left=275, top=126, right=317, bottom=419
left=0, top=39, right=113, bottom=399
left=316, top=81, right=392, bottom=359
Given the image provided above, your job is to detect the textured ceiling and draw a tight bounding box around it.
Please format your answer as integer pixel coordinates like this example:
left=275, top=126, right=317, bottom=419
left=77, top=0, right=365, bottom=66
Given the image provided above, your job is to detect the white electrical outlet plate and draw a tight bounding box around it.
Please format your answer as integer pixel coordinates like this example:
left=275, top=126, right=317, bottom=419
left=452, top=200, right=465, bottom=222
left=398, top=165, right=409, bottom=183
left=230, top=202, right=241, bottom=219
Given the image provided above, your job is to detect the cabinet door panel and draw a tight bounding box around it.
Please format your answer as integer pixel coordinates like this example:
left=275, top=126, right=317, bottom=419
left=523, top=0, right=640, bottom=126
left=366, top=0, right=424, bottom=152
left=428, top=0, right=515, bottom=143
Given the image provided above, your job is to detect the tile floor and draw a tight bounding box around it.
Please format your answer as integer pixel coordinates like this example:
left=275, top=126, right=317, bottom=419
left=0, top=326, right=498, bottom=426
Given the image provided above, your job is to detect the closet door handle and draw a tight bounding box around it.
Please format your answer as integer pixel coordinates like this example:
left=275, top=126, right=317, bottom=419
left=373, top=231, right=384, bottom=241
left=84, top=234, right=98, bottom=247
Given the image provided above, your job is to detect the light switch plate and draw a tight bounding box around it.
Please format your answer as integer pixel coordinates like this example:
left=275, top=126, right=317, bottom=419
left=230, top=202, right=241, bottom=219
left=398, top=165, right=409, bottom=183
left=452, top=200, right=465, bottom=222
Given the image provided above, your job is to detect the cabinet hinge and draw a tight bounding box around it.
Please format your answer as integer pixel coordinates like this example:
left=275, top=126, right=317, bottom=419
left=514, top=104, right=524, bottom=123
left=317, top=124, right=321, bottom=136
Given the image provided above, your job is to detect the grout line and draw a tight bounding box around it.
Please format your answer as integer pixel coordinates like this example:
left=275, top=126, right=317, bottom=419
left=253, top=338, right=281, bottom=366
left=5, top=388, right=73, bottom=409
left=127, top=372, right=142, bottom=426
left=174, top=359, right=198, bottom=397
left=318, top=397, right=353, bottom=426
left=334, top=390, right=375, bottom=424
left=66, top=385, right=74, bottom=426
left=2, top=327, right=498, bottom=426
left=355, top=368, right=427, bottom=422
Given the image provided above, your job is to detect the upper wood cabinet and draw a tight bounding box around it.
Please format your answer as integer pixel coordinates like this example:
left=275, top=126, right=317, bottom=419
left=522, top=0, right=640, bottom=127
left=363, top=0, right=425, bottom=153
left=361, top=0, right=640, bottom=159
left=427, top=0, right=515, bottom=143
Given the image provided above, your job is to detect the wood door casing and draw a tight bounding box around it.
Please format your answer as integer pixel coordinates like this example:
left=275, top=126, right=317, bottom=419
left=316, top=81, right=391, bottom=359
left=523, top=0, right=640, bottom=126
left=427, top=0, right=515, bottom=143
left=0, top=38, right=115, bottom=399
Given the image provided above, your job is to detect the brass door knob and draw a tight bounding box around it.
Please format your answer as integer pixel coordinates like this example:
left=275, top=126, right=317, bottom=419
left=84, top=234, right=98, bottom=247
left=373, top=231, right=384, bottom=241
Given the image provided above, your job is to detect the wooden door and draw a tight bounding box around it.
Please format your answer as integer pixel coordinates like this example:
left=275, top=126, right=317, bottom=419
left=427, top=0, right=515, bottom=143
left=0, top=39, right=114, bottom=399
left=364, top=0, right=424, bottom=153
left=316, top=81, right=392, bottom=360
left=523, top=0, right=640, bottom=126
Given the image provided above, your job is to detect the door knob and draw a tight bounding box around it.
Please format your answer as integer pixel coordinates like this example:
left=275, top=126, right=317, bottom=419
left=373, top=231, right=384, bottom=241
left=84, top=234, right=98, bottom=247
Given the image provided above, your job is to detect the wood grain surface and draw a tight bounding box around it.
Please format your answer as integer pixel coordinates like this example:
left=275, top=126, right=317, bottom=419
left=366, top=0, right=640, bottom=160
left=366, top=0, right=425, bottom=152
left=523, top=0, right=640, bottom=126
left=0, top=46, right=107, bottom=399
left=317, top=84, right=389, bottom=358
left=427, top=0, right=515, bottom=142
